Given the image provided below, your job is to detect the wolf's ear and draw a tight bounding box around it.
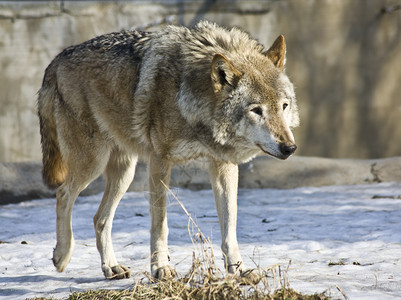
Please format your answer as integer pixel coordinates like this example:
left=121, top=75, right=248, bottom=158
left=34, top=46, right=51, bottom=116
left=265, top=35, right=286, bottom=71
left=211, top=54, right=242, bottom=93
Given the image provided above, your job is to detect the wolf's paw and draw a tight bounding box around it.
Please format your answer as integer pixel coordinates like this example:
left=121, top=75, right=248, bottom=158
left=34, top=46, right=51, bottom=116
left=153, top=265, right=176, bottom=280
left=102, top=264, right=131, bottom=280
left=53, top=245, right=73, bottom=272
left=240, top=269, right=261, bottom=285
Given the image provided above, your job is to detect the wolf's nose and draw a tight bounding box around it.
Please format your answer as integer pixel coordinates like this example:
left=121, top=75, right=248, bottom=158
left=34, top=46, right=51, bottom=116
left=279, top=143, right=297, bottom=156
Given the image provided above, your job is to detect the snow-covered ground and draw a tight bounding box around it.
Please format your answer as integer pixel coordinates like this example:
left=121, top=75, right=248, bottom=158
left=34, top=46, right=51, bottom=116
left=1, top=182, right=401, bottom=299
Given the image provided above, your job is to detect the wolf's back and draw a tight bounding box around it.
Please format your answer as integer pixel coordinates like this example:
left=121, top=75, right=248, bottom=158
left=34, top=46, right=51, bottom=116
left=37, top=62, right=67, bottom=189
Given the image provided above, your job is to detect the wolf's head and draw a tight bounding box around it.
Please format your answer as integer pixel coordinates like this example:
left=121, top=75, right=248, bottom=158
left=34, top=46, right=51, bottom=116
left=210, top=35, right=299, bottom=160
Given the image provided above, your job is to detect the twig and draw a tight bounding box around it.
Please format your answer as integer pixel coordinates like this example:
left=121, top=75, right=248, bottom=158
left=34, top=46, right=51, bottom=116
left=162, top=181, right=222, bottom=284
left=336, top=285, right=349, bottom=300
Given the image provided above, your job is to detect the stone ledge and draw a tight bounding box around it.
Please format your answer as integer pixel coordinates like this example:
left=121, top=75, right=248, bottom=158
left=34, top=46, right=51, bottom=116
left=1, top=156, right=400, bottom=205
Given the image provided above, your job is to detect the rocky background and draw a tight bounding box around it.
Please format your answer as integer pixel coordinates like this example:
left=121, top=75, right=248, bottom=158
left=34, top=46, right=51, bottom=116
left=0, top=0, right=400, bottom=203
left=1, top=0, right=401, bottom=162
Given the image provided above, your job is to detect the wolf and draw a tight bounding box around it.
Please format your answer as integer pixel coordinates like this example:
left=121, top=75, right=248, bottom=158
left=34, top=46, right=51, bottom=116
left=37, top=21, right=299, bottom=281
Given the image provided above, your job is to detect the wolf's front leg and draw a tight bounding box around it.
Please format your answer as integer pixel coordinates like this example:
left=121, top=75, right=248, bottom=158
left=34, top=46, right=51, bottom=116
left=209, top=159, right=260, bottom=284
left=149, top=153, right=176, bottom=280
left=208, top=159, right=244, bottom=273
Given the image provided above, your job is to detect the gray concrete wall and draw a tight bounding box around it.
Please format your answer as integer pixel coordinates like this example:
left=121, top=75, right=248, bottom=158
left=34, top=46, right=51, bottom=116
left=1, top=0, right=400, bottom=162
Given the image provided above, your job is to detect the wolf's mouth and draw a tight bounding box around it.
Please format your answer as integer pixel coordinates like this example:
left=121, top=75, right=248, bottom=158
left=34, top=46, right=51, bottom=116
left=257, top=144, right=289, bottom=160
left=256, top=144, right=273, bottom=156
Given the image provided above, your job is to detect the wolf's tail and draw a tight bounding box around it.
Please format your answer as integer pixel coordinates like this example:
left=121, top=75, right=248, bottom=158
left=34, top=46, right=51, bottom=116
left=37, top=64, right=67, bottom=189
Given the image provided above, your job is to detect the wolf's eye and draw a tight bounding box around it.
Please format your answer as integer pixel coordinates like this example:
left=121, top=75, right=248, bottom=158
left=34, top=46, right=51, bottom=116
left=251, top=107, right=263, bottom=117
left=282, top=103, right=289, bottom=111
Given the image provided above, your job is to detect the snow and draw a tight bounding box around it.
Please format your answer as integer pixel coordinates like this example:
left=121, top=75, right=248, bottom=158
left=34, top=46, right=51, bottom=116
left=1, top=182, right=401, bottom=299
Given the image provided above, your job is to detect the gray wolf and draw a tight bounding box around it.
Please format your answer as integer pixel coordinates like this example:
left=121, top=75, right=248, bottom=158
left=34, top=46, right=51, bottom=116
left=37, top=21, right=299, bottom=280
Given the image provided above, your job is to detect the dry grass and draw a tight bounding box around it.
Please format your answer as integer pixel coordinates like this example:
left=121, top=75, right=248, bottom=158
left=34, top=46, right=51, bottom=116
left=50, top=261, right=330, bottom=300
left=64, top=284, right=329, bottom=300
left=30, top=186, right=335, bottom=300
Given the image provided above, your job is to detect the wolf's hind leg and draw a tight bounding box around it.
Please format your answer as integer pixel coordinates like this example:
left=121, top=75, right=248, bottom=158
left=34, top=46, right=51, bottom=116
left=53, top=148, right=110, bottom=273
left=53, top=178, right=101, bottom=272
left=52, top=180, right=81, bottom=272
left=94, top=149, right=137, bottom=280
